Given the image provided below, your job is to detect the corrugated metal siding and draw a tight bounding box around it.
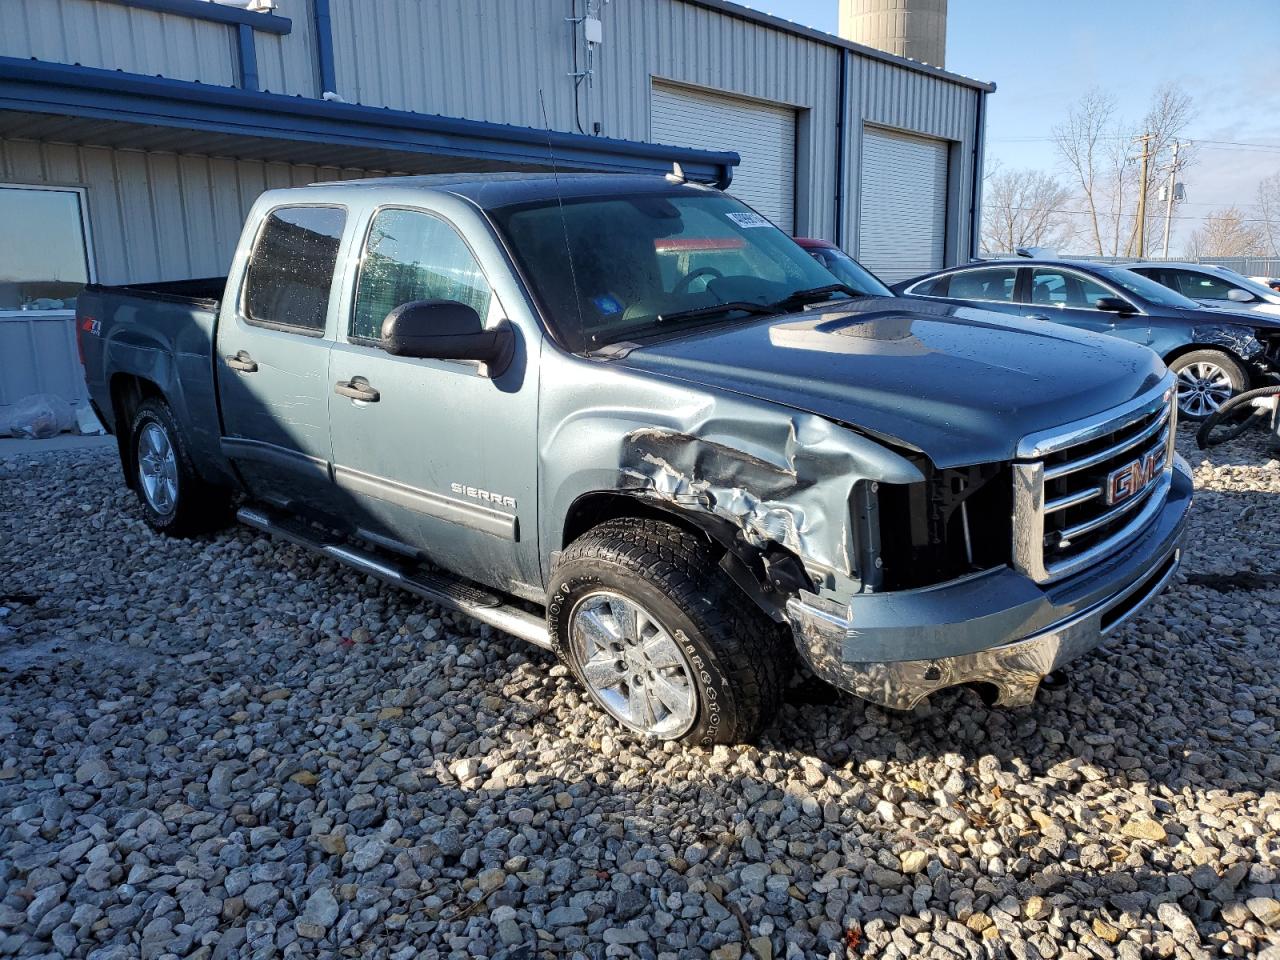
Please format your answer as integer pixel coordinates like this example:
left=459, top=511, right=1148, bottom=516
left=255, top=0, right=320, bottom=96
left=0, top=315, right=87, bottom=407
left=0, top=137, right=384, bottom=406
left=844, top=56, right=980, bottom=265
left=0, top=0, right=238, bottom=86
left=323, top=0, right=841, bottom=237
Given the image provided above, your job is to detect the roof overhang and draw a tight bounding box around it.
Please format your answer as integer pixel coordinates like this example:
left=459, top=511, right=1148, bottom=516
left=0, top=57, right=739, bottom=183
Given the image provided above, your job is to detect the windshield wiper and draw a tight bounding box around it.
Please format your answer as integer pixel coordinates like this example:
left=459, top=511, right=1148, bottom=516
left=768, top=283, right=862, bottom=312
left=653, top=300, right=778, bottom=326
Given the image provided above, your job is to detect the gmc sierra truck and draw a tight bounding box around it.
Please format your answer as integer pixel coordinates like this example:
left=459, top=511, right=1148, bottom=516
left=79, top=173, right=1193, bottom=746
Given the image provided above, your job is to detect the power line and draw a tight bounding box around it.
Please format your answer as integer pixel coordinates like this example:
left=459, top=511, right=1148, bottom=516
left=992, top=205, right=1280, bottom=224
left=988, top=135, right=1280, bottom=152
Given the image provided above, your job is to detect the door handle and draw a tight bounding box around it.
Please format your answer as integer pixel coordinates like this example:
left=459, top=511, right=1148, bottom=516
left=334, top=377, right=380, bottom=403
left=1025, top=314, right=1052, bottom=322
left=225, top=350, right=258, bottom=373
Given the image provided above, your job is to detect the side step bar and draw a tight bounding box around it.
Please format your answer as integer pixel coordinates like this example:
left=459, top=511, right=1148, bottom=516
left=236, top=506, right=552, bottom=650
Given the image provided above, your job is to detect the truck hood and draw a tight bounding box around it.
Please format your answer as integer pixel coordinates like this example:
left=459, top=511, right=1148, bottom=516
left=617, top=297, right=1168, bottom=468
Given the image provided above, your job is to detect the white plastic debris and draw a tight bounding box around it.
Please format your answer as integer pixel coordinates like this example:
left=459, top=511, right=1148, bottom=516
left=6, top=393, right=75, bottom=439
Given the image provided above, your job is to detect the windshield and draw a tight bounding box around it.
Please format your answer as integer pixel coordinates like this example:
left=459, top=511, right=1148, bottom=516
left=491, top=191, right=844, bottom=351
left=804, top=246, right=893, bottom=297
left=1099, top=266, right=1200, bottom=309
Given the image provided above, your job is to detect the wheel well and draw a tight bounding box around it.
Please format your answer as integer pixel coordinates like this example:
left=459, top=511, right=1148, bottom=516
left=560, top=491, right=804, bottom=623
left=110, top=374, right=164, bottom=488
left=1163, top=343, right=1236, bottom=367
left=562, top=491, right=719, bottom=555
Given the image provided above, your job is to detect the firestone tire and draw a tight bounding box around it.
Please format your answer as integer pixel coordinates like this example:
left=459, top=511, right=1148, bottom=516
left=128, top=399, right=230, bottom=537
left=547, top=518, right=791, bottom=746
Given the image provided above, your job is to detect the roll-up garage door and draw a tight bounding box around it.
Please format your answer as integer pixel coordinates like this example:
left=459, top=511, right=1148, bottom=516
left=858, top=127, right=949, bottom=283
left=651, top=82, right=796, bottom=233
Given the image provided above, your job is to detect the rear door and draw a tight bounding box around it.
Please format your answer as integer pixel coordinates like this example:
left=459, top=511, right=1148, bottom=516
left=1018, top=266, right=1151, bottom=345
left=216, top=204, right=348, bottom=511
left=326, top=204, right=541, bottom=596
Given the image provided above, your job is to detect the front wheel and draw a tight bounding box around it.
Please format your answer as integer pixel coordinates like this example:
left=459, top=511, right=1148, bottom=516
left=1168, top=349, right=1248, bottom=421
left=547, top=519, right=791, bottom=746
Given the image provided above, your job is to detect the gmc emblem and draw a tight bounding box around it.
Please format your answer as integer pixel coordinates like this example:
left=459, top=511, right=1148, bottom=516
left=1105, top=450, right=1165, bottom=505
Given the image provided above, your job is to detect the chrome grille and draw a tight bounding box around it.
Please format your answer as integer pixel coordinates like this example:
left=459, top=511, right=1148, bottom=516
left=1013, top=377, right=1177, bottom=583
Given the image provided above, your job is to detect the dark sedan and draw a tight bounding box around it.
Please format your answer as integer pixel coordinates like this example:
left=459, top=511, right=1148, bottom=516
left=892, top=258, right=1280, bottom=419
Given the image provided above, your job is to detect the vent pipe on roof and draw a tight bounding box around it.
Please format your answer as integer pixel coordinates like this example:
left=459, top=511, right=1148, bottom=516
left=838, top=0, right=947, bottom=69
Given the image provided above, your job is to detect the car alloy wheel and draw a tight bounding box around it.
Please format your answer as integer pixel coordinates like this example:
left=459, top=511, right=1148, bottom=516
left=1174, top=361, right=1234, bottom=418
left=137, top=421, right=179, bottom=516
left=568, top=590, right=698, bottom=739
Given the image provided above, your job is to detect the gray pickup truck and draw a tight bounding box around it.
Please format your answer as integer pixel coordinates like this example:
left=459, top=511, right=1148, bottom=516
left=78, top=173, right=1193, bottom=746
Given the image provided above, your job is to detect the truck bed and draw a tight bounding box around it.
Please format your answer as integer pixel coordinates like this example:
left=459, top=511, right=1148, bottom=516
left=91, top=277, right=226, bottom=306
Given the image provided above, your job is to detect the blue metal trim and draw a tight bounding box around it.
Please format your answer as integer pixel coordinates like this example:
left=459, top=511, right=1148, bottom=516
left=237, top=24, right=259, bottom=91
left=0, top=58, right=739, bottom=182
left=312, top=0, right=337, bottom=95
left=92, top=0, right=291, bottom=34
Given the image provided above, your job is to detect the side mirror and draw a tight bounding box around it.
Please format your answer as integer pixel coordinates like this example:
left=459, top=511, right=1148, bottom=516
left=1095, top=296, right=1135, bottom=316
left=381, top=300, right=513, bottom=374
left=1226, top=288, right=1255, bottom=303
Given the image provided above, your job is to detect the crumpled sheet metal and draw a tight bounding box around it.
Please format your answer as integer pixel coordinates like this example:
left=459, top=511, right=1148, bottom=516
left=621, top=413, right=923, bottom=578
left=1190, top=325, right=1264, bottom=361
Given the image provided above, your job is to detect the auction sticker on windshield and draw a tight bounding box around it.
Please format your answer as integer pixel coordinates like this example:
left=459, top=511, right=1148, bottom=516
left=726, top=211, right=772, bottom=228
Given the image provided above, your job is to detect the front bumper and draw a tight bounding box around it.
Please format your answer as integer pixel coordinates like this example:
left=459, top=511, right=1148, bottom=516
left=786, top=455, right=1193, bottom=710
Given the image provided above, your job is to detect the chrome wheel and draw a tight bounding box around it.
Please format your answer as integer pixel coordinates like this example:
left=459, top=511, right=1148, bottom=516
left=1175, top=361, right=1234, bottom=418
left=569, top=591, right=697, bottom=739
left=137, top=422, right=179, bottom=516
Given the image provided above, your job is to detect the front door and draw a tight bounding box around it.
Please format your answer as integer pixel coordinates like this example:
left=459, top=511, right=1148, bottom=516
left=1019, top=267, right=1151, bottom=345
left=216, top=204, right=348, bottom=513
left=326, top=205, right=541, bottom=596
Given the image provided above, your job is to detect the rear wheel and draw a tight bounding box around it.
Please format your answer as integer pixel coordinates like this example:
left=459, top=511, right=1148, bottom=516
left=129, top=399, right=230, bottom=536
left=1168, top=349, right=1248, bottom=421
left=548, top=518, right=792, bottom=746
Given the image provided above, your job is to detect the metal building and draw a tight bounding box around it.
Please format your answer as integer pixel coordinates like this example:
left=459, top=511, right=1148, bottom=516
left=0, top=0, right=992, bottom=415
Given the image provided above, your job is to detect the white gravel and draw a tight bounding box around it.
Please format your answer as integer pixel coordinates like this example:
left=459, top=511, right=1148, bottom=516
left=1, top=426, right=1277, bottom=960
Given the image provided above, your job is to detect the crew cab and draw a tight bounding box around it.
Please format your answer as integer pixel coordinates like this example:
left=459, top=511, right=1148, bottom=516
left=79, top=174, right=1192, bottom=745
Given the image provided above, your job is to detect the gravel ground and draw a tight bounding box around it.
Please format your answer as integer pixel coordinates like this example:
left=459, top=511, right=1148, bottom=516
left=1, top=426, right=1278, bottom=960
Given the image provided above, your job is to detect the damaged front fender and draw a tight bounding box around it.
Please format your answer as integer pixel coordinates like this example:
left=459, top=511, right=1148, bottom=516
left=1189, top=324, right=1265, bottom=362
left=619, top=412, right=923, bottom=585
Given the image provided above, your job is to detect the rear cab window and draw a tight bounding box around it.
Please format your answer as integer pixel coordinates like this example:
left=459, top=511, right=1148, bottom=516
left=242, top=205, right=348, bottom=335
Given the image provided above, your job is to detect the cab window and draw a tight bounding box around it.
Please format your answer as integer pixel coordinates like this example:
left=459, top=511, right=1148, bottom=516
left=243, top=206, right=347, bottom=333
left=350, top=208, right=492, bottom=343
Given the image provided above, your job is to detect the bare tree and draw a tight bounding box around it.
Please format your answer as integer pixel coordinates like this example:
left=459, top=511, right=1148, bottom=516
left=1186, top=206, right=1267, bottom=259
left=1053, top=88, right=1113, bottom=255
left=1258, top=171, right=1280, bottom=258
left=980, top=168, right=1076, bottom=255
left=1052, top=83, right=1196, bottom=256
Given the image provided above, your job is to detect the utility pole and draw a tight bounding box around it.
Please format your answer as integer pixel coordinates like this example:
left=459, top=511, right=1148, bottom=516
left=1133, top=132, right=1154, bottom=259
left=1161, top=140, right=1184, bottom=259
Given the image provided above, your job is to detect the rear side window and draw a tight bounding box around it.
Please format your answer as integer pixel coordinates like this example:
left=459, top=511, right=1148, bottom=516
left=947, top=267, right=1018, bottom=302
left=242, top=206, right=347, bottom=333
left=351, top=208, right=492, bottom=342
left=909, top=275, right=949, bottom=296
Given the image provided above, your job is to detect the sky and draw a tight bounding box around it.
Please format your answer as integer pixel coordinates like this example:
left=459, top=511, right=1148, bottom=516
left=736, top=0, right=1280, bottom=255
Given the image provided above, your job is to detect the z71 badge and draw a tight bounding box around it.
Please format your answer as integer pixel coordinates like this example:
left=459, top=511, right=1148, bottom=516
left=451, top=483, right=516, bottom=510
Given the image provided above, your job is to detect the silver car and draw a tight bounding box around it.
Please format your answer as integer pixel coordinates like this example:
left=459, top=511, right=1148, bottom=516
left=1126, top=262, right=1280, bottom=319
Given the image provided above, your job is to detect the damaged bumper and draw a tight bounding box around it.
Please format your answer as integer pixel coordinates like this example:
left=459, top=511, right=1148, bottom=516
left=786, top=456, right=1193, bottom=710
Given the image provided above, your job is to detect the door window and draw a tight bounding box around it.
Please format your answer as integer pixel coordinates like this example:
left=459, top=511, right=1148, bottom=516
left=947, top=267, right=1018, bottom=302
left=1028, top=268, right=1112, bottom=308
left=1168, top=269, right=1237, bottom=300
left=351, top=208, right=492, bottom=342
left=0, top=185, right=93, bottom=314
left=242, top=206, right=347, bottom=333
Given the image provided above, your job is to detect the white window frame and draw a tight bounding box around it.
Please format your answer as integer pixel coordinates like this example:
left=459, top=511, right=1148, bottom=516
left=0, top=183, right=96, bottom=320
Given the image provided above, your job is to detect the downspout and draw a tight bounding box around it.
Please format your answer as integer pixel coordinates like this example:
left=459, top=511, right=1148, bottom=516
left=313, top=0, right=337, bottom=96
left=236, top=24, right=258, bottom=91
left=834, top=48, right=849, bottom=248
left=968, top=88, right=988, bottom=262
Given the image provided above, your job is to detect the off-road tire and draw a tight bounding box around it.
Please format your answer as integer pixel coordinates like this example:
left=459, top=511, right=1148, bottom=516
left=129, top=399, right=230, bottom=537
left=1168, top=349, right=1248, bottom=421
left=548, top=518, right=792, bottom=746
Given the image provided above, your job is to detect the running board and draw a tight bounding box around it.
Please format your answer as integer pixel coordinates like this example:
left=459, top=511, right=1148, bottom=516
left=235, top=506, right=552, bottom=650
